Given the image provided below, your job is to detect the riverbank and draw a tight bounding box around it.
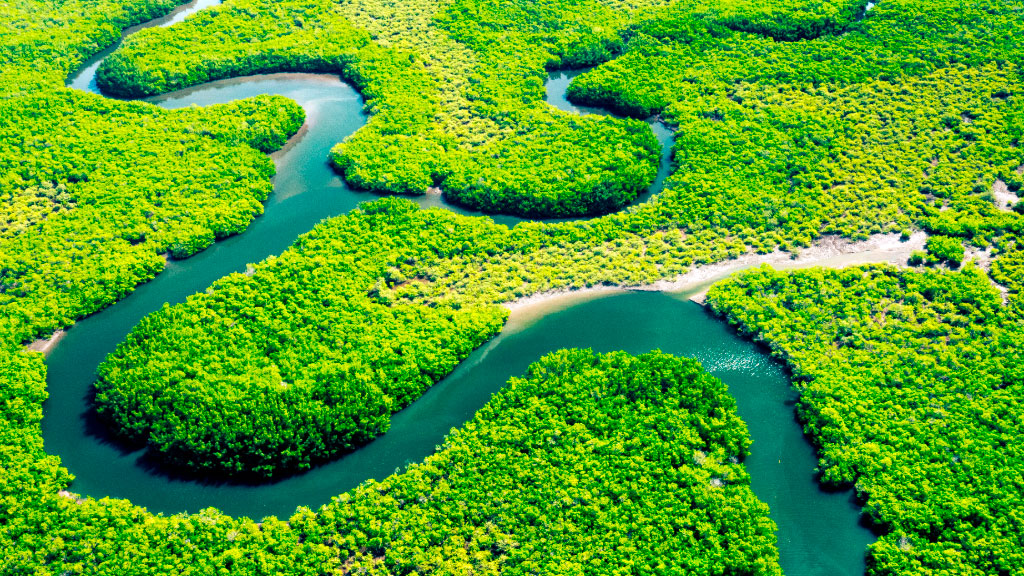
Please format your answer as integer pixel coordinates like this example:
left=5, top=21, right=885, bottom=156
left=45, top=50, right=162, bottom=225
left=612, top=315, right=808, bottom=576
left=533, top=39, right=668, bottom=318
left=26, top=232, right=923, bottom=358
left=504, top=230, right=928, bottom=314
left=27, top=330, right=67, bottom=356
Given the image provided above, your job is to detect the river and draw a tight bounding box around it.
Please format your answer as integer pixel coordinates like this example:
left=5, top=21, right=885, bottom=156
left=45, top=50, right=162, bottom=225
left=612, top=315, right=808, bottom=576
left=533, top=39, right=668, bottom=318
left=45, top=3, right=876, bottom=574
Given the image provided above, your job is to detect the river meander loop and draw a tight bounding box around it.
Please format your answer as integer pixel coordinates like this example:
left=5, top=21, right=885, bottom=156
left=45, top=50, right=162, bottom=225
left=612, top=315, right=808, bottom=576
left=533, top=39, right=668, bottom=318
left=45, top=4, right=874, bottom=574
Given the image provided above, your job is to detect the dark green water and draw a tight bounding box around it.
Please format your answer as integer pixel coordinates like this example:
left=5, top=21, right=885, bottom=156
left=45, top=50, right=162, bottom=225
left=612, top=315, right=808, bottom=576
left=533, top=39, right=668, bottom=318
left=44, top=8, right=875, bottom=574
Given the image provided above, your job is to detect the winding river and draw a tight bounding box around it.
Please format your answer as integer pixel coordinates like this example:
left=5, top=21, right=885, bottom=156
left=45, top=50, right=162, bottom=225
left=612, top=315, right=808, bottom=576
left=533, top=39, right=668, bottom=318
left=46, top=3, right=877, bottom=574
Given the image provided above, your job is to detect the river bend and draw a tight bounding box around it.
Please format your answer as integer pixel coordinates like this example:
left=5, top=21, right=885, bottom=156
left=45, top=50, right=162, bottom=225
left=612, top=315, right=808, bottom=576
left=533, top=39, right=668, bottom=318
left=43, top=4, right=876, bottom=574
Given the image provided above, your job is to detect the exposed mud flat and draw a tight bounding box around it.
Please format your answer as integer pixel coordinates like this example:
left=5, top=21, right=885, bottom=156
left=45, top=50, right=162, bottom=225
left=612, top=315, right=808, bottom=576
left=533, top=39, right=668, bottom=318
left=27, top=330, right=66, bottom=356
left=505, top=231, right=928, bottom=312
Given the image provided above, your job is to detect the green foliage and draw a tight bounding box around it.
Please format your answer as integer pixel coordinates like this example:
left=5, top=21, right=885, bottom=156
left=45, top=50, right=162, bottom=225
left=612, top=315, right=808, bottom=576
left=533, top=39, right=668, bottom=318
left=704, top=0, right=870, bottom=41
left=571, top=62, right=1021, bottom=243
left=0, top=89, right=303, bottom=349
left=1, top=348, right=781, bottom=576
left=708, top=264, right=1024, bottom=576
left=0, top=0, right=311, bottom=354
left=436, top=0, right=628, bottom=68
left=441, top=110, right=660, bottom=218
left=925, top=235, right=965, bottom=267
left=95, top=0, right=372, bottom=98
left=317, top=349, right=779, bottom=575
left=95, top=0, right=662, bottom=218
left=570, top=0, right=1024, bottom=114
left=989, top=235, right=1024, bottom=293
left=0, top=0, right=183, bottom=97
left=3, top=0, right=1024, bottom=573
left=0, top=180, right=74, bottom=241
left=95, top=201, right=508, bottom=477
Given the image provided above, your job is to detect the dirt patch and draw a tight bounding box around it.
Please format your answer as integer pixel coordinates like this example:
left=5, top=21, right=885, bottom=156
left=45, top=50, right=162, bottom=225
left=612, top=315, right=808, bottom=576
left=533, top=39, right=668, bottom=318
left=992, top=179, right=1019, bottom=211
left=27, top=329, right=66, bottom=356
left=965, top=245, right=1009, bottom=304
left=647, top=231, right=927, bottom=303
left=58, top=489, right=85, bottom=505
left=503, top=285, right=621, bottom=314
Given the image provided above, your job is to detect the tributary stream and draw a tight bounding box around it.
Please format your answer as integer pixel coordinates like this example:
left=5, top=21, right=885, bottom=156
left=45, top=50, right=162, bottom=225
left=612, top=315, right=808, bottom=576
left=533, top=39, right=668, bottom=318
left=45, top=3, right=876, bottom=574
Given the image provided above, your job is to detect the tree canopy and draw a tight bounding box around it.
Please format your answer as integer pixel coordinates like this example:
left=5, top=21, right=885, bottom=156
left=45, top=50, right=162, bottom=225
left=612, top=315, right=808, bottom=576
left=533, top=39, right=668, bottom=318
left=708, top=263, right=1024, bottom=576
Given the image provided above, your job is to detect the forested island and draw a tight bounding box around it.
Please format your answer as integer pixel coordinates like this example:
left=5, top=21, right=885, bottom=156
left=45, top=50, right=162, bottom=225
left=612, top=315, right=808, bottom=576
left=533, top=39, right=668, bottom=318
left=2, top=0, right=1023, bottom=573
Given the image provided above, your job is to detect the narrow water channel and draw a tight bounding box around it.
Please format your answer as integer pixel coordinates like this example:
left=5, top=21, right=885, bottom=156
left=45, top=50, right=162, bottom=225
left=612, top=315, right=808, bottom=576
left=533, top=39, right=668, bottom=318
left=44, top=5, right=875, bottom=575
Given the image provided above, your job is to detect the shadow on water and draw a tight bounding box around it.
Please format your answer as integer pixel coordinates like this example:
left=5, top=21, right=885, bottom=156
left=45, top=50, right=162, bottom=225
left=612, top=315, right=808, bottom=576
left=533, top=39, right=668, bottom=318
left=44, top=8, right=875, bottom=575
left=77, top=382, right=277, bottom=487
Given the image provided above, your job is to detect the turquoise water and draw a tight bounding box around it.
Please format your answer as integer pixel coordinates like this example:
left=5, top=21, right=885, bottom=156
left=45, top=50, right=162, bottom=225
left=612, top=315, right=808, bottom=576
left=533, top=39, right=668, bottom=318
left=43, top=7, right=876, bottom=574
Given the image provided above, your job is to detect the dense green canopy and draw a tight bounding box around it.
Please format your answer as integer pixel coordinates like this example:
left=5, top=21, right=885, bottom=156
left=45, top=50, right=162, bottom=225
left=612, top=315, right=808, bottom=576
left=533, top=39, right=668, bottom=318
left=96, top=0, right=661, bottom=218
left=709, top=264, right=1024, bottom=576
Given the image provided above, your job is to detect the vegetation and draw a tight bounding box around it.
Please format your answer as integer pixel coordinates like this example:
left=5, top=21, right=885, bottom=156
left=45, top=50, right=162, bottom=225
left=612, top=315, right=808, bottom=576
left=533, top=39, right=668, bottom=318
left=11, top=0, right=1024, bottom=492
left=566, top=0, right=1024, bottom=245
left=95, top=0, right=662, bottom=218
left=2, top=349, right=781, bottom=576
left=567, top=0, right=1024, bottom=116
left=924, top=235, right=965, bottom=267
left=95, top=202, right=507, bottom=477
left=708, top=263, right=1024, bottom=576
left=0, top=0, right=183, bottom=95
left=990, top=237, right=1024, bottom=293
left=0, top=90, right=304, bottom=350
left=317, top=349, right=779, bottom=574
left=5, top=0, right=1021, bottom=350
left=699, top=0, right=871, bottom=41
